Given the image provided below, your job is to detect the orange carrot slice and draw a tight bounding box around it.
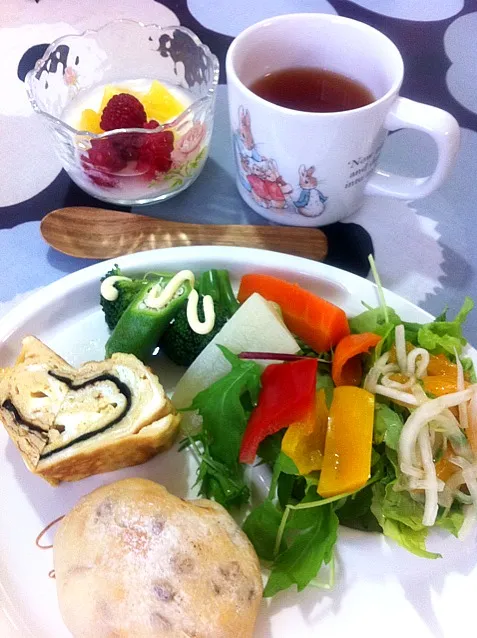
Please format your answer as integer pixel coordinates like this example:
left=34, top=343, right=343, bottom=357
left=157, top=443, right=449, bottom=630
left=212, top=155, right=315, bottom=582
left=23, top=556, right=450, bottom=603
left=332, top=332, right=381, bottom=386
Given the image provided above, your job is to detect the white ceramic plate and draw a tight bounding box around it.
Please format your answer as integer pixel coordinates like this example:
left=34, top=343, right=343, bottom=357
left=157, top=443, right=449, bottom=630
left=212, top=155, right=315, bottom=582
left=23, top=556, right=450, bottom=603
left=0, top=246, right=476, bottom=638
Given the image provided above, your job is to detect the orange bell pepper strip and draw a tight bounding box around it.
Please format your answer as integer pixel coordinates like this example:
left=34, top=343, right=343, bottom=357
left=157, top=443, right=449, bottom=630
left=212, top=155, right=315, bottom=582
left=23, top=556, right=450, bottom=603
left=237, top=274, right=350, bottom=353
left=281, top=389, right=329, bottom=474
left=332, top=332, right=381, bottom=386
left=239, top=358, right=318, bottom=464
left=318, top=386, right=375, bottom=497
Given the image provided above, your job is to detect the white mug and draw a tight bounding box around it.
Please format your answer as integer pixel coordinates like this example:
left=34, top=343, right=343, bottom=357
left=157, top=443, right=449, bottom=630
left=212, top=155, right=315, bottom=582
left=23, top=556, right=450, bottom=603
left=225, top=13, right=460, bottom=227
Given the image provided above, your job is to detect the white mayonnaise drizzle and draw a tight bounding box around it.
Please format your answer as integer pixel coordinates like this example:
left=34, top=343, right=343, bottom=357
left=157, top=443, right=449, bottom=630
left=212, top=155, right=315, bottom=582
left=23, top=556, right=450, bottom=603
left=186, top=289, right=216, bottom=335
left=100, top=276, right=131, bottom=301
left=126, top=269, right=216, bottom=335
left=145, top=270, right=196, bottom=309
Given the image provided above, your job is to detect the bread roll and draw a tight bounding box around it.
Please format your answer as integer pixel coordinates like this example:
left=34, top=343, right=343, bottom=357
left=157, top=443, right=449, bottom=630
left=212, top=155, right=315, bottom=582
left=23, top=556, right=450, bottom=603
left=54, top=478, right=263, bottom=637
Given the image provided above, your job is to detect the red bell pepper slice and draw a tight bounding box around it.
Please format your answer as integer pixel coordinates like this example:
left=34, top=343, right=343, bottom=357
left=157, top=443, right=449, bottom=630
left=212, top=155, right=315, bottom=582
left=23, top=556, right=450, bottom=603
left=239, top=358, right=318, bottom=464
left=331, top=332, right=381, bottom=386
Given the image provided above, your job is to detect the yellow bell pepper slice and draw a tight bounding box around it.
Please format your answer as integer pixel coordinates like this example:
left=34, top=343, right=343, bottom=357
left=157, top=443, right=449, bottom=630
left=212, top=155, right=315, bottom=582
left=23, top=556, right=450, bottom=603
left=318, top=386, right=374, bottom=497
left=282, top=389, right=328, bottom=474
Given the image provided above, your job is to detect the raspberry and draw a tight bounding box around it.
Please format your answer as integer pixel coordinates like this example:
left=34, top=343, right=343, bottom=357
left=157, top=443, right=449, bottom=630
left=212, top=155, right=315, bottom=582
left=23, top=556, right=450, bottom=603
left=145, top=119, right=159, bottom=129
left=85, top=138, right=127, bottom=173
left=136, top=130, right=174, bottom=178
left=112, top=133, right=142, bottom=161
left=100, top=93, right=147, bottom=131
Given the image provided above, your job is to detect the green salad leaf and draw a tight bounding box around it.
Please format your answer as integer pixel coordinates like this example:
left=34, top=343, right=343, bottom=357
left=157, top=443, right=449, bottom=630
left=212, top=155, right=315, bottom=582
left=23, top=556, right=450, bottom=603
left=382, top=519, right=441, bottom=559
left=193, top=451, right=250, bottom=507
left=371, top=479, right=441, bottom=559
left=380, top=482, right=428, bottom=531
left=257, top=431, right=284, bottom=466
left=417, top=297, right=473, bottom=355
left=188, top=346, right=261, bottom=465
left=184, top=346, right=261, bottom=508
left=374, top=402, right=404, bottom=450
left=316, top=369, right=335, bottom=406
left=349, top=306, right=401, bottom=337
left=335, top=484, right=381, bottom=532
left=242, top=500, right=283, bottom=562
left=264, top=500, right=339, bottom=597
left=461, top=357, right=477, bottom=382
left=435, top=507, right=465, bottom=537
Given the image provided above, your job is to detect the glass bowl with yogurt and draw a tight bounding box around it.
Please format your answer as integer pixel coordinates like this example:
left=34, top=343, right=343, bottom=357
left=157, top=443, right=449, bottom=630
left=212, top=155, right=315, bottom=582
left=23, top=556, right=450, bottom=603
left=25, top=20, right=219, bottom=206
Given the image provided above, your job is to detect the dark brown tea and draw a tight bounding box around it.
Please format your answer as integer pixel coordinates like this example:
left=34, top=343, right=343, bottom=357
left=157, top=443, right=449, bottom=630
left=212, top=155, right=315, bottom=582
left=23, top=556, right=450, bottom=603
left=249, top=67, right=374, bottom=113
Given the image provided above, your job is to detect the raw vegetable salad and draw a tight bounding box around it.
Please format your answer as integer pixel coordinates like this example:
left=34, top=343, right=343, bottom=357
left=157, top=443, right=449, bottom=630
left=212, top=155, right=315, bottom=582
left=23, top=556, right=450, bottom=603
left=100, top=263, right=477, bottom=597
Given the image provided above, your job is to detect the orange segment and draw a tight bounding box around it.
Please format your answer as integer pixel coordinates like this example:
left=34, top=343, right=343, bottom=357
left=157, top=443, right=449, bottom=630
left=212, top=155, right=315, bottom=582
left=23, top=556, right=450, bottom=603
left=422, top=375, right=469, bottom=397
left=78, top=108, right=102, bottom=134
left=142, top=80, right=184, bottom=123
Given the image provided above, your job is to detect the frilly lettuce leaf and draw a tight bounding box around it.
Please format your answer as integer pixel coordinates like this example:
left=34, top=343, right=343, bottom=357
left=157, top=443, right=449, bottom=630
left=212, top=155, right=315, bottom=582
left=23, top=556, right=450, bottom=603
left=349, top=306, right=401, bottom=336
left=435, top=507, right=465, bottom=537
left=381, top=519, right=441, bottom=559
left=416, top=297, right=473, bottom=356
left=350, top=297, right=473, bottom=359
left=371, top=481, right=440, bottom=559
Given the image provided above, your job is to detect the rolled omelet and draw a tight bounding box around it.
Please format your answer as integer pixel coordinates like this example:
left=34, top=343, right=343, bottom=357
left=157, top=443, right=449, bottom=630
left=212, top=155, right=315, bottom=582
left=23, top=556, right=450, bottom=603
left=0, top=337, right=180, bottom=484
left=54, top=478, right=263, bottom=638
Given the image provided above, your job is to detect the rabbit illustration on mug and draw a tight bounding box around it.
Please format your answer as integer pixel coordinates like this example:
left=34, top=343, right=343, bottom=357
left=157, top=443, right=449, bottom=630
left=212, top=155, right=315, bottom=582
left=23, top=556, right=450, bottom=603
left=264, top=159, right=293, bottom=209
left=247, top=159, right=271, bottom=207
left=233, top=107, right=328, bottom=216
left=233, top=106, right=262, bottom=193
left=294, top=165, right=328, bottom=217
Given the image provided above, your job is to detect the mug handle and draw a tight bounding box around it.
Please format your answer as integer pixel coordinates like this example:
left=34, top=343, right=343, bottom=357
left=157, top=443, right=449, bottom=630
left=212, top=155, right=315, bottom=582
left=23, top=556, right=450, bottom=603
left=364, top=97, right=460, bottom=199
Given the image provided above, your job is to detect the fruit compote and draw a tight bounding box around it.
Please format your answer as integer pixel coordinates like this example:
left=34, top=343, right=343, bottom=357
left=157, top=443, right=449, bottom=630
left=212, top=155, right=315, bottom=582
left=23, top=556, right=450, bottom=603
left=62, top=79, right=208, bottom=203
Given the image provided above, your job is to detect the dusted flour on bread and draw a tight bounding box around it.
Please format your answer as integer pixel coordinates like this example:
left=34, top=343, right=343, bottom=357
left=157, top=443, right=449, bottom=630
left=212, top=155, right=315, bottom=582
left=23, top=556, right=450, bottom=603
left=54, top=478, right=263, bottom=638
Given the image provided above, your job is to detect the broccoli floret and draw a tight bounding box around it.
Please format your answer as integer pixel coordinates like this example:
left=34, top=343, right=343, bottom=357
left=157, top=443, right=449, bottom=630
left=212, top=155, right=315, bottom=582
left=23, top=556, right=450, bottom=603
left=100, top=266, right=147, bottom=331
left=160, top=269, right=239, bottom=366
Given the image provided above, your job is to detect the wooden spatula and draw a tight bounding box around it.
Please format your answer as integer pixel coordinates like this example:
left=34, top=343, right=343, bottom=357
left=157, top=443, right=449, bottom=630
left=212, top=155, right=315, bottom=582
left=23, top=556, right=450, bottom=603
left=40, top=206, right=328, bottom=261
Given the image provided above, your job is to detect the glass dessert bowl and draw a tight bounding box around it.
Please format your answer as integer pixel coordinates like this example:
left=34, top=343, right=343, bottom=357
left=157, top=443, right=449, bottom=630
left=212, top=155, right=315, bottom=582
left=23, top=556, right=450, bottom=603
left=26, top=20, right=219, bottom=206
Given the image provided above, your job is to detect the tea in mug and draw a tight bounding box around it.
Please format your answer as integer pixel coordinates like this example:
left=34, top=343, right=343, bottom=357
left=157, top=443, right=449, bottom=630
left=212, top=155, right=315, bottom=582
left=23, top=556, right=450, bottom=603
left=249, top=67, right=375, bottom=113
